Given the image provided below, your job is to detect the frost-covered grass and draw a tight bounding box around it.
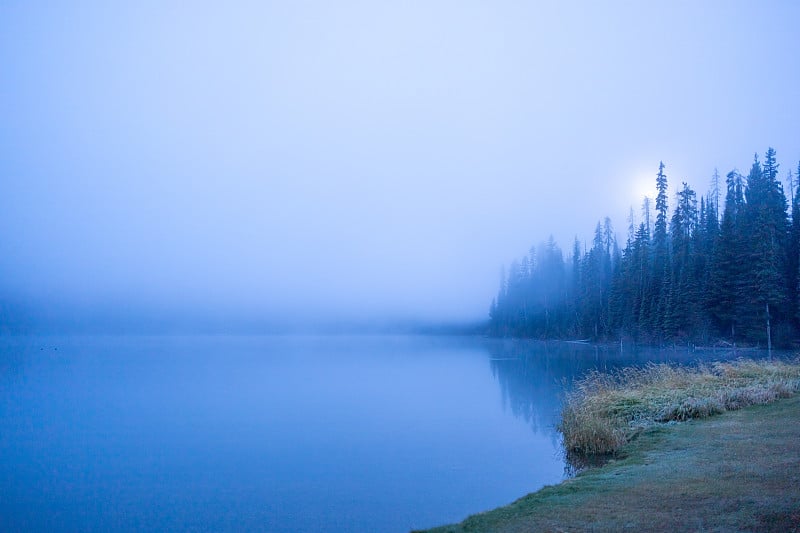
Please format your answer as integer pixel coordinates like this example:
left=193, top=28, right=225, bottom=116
left=558, top=357, right=800, bottom=457
left=420, top=395, right=800, bottom=532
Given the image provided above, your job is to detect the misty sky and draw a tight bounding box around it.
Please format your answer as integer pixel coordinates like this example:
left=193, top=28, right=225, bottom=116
left=1, top=1, right=799, bottom=331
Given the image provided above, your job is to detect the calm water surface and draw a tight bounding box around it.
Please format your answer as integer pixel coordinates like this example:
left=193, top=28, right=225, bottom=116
left=0, top=335, right=754, bottom=532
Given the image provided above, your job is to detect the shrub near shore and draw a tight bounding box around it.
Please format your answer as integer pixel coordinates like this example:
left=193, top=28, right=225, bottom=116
left=559, top=357, right=800, bottom=457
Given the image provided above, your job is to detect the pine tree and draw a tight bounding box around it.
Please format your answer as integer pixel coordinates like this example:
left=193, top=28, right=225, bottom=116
left=795, top=161, right=800, bottom=323
left=577, top=222, right=614, bottom=338
left=563, top=238, right=581, bottom=335
left=650, top=162, right=670, bottom=338
left=787, top=164, right=800, bottom=325
left=709, top=170, right=746, bottom=340
left=666, top=182, right=698, bottom=337
left=654, top=162, right=669, bottom=249
left=697, top=194, right=719, bottom=339
left=741, top=149, right=788, bottom=347
left=710, top=168, right=721, bottom=215
left=489, top=151, right=796, bottom=346
left=642, top=197, right=652, bottom=236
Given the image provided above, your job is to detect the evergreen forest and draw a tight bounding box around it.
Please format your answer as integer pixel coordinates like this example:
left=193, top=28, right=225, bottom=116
left=489, top=148, right=800, bottom=347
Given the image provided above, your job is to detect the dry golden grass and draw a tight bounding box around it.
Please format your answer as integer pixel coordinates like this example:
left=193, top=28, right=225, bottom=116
left=558, top=357, right=800, bottom=457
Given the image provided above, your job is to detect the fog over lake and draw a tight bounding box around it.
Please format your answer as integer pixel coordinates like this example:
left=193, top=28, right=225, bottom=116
left=1, top=2, right=799, bottom=332
left=1, top=2, right=799, bottom=532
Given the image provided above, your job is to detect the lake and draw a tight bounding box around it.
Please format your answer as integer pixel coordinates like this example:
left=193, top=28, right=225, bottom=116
left=0, top=335, right=753, bottom=532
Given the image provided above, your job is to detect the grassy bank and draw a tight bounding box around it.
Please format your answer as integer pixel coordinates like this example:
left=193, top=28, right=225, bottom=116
left=417, top=358, right=800, bottom=533
left=560, top=358, right=800, bottom=457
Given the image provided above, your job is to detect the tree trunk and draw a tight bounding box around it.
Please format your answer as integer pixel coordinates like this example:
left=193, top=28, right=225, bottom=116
left=766, top=302, right=772, bottom=353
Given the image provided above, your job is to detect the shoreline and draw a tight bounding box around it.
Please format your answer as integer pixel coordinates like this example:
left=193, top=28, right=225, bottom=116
left=491, top=335, right=778, bottom=352
left=417, top=397, right=800, bottom=532
left=416, top=361, right=800, bottom=532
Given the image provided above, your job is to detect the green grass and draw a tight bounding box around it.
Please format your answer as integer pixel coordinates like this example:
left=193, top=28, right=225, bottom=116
left=415, top=357, right=800, bottom=532
left=418, top=395, right=800, bottom=532
left=559, top=357, right=800, bottom=457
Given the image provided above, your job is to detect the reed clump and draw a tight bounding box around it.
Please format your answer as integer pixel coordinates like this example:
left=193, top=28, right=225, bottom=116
left=558, top=357, right=800, bottom=457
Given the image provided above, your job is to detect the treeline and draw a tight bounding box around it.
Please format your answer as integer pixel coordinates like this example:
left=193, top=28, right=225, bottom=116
left=489, top=148, right=800, bottom=347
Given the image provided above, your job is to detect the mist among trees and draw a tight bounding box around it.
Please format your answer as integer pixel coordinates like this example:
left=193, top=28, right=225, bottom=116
left=489, top=148, right=800, bottom=347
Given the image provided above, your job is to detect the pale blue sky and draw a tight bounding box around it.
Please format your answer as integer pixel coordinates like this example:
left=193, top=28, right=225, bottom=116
left=1, top=1, right=799, bottom=330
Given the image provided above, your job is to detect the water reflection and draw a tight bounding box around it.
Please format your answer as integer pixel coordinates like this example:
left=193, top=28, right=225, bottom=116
left=0, top=335, right=785, bottom=533
left=0, top=335, right=574, bottom=532
left=484, top=340, right=643, bottom=457
left=485, top=339, right=786, bottom=474
left=487, top=340, right=653, bottom=433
